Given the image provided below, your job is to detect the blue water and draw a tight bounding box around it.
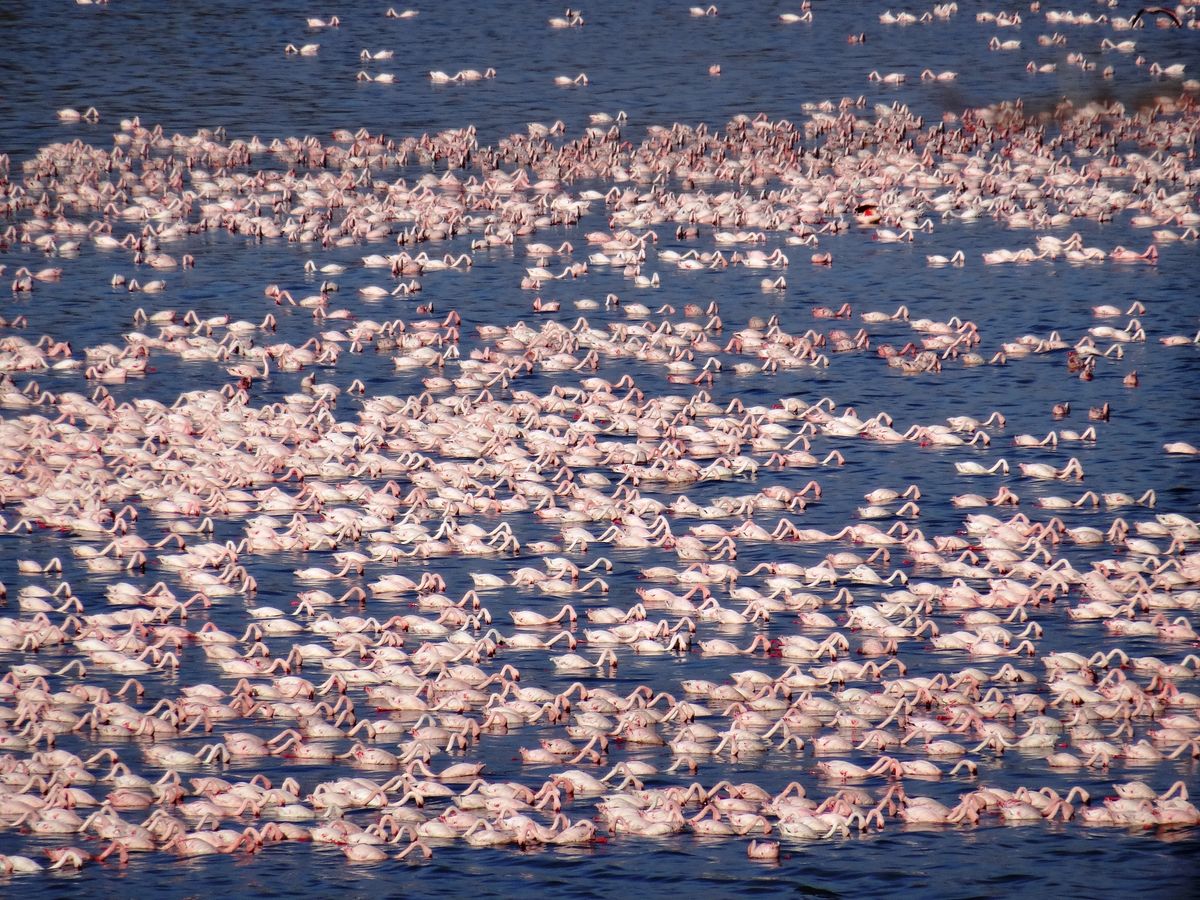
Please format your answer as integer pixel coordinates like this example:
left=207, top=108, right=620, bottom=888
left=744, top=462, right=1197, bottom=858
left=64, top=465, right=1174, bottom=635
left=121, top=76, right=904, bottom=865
left=1, top=1, right=1200, bottom=896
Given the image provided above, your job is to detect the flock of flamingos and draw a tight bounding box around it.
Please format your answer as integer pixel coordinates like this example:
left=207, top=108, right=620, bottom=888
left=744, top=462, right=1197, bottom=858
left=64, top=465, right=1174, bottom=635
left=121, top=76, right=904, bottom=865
left=0, top=0, right=1198, bottom=882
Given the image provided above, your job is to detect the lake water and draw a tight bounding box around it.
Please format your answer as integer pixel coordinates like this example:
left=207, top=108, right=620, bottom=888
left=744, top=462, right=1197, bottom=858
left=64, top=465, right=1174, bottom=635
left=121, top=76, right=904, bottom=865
left=1, top=1, right=1199, bottom=896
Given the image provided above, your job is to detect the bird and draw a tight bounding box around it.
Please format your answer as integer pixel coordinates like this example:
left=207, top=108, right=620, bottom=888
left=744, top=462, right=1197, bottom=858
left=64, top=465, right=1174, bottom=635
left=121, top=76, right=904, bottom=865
left=1131, top=6, right=1183, bottom=28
